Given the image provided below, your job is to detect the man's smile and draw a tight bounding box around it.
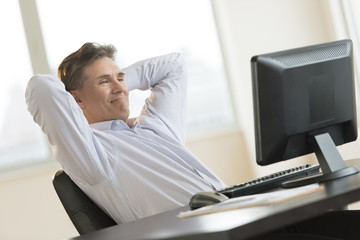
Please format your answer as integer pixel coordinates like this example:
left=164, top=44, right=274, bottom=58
left=109, top=96, right=126, bottom=103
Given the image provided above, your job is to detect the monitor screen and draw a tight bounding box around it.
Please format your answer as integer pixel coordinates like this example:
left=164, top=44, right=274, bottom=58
left=251, top=39, right=359, bottom=187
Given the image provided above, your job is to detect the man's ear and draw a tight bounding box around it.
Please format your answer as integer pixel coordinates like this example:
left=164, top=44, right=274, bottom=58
left=70, top=90, right=85, bottom=109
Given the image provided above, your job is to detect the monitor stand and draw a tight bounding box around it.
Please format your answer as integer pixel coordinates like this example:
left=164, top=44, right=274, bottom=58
left=282, top=133, right=359, bottom=188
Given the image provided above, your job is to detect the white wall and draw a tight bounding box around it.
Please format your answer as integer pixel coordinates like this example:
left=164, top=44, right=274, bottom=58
left=212, top=0, right=360, bottom=176
left=1, top=0, right=360, bottom=239
left=0, top=163, right=78, bottom=240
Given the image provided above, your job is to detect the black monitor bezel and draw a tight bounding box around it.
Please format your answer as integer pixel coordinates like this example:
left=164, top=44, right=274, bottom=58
left=251, top=39, right=357, bottom=166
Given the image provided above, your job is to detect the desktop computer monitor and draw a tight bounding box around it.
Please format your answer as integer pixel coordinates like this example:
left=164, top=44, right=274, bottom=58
left=251, top=39, right=359, bottom=187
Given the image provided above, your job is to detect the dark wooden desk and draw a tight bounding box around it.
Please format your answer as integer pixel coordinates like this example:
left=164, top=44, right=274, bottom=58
left=69, top=159, right=360, bottom=240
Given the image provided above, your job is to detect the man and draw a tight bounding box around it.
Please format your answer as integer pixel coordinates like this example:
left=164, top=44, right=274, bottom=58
left=26, top=42, right=226, bottom=224
left=26, top=43, right=359, bottom=239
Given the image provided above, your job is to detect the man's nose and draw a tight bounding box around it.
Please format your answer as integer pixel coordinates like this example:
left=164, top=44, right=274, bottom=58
left=112, top=79, right=126, bottom=93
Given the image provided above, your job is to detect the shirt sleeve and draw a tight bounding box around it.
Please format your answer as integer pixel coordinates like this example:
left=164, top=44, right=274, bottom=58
left=25, top=74, right=107, bottom=184
left=123, top=52, right=188, bottom=144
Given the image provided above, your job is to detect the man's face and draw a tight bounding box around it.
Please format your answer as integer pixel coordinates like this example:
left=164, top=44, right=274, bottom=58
left=71, top=57, right=130, bottom=124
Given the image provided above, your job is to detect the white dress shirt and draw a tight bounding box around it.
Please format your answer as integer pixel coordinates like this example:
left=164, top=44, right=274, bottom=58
left=25, top=52, right=226, bottom=224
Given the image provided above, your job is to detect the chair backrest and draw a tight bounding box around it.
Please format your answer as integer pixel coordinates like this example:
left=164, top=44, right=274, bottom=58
left=52, top=169, right=117, bottom=235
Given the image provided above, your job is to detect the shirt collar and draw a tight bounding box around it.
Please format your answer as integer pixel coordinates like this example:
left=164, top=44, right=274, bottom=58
left=90, top=121, right=113, bottom=130
left=90, top=119, right=140, bottom=131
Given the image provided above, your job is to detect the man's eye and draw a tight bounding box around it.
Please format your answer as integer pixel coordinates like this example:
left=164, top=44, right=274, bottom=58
left=100, top=80, right=109, bottom=84
left=118, top=73, right=125, bottom=81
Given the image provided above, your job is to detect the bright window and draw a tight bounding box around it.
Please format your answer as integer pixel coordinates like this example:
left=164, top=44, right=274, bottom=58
left=0, top=0, right=49, bottom=171
left=36, top=0, right=234, bottom=132
left=0, top=0, right=234, bottom=172
left=340, top=0, right=360, bottom=108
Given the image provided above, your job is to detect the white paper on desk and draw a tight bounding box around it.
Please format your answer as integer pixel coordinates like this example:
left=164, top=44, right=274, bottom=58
left=178, top=183, right=322, bottom=219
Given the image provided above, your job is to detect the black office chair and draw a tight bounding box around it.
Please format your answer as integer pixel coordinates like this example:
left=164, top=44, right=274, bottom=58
left=52, top=169, right=117, bottom=235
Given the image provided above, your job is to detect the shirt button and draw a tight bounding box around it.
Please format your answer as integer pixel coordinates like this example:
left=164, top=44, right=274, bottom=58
left=116, top=120, right=121, bottom=125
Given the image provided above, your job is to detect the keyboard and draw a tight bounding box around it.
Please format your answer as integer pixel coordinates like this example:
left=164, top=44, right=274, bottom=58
left=217, top=164, right=321, bottom=198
